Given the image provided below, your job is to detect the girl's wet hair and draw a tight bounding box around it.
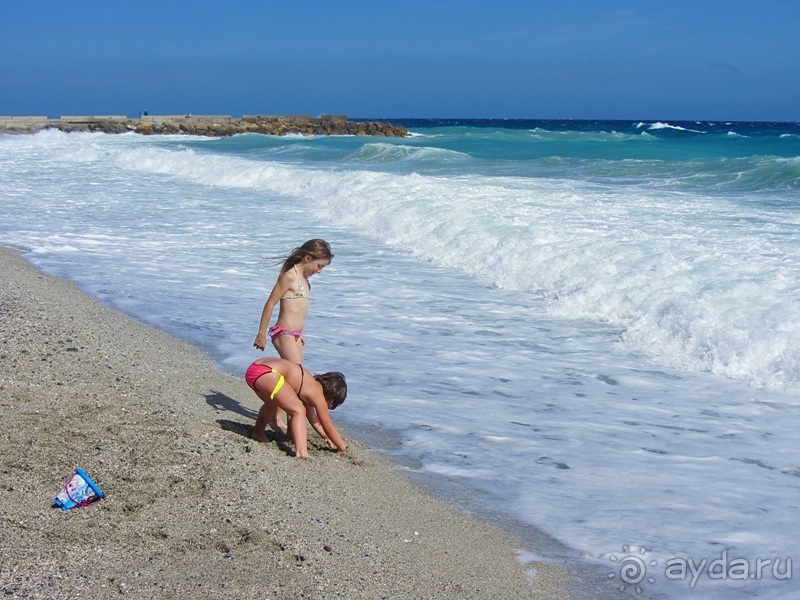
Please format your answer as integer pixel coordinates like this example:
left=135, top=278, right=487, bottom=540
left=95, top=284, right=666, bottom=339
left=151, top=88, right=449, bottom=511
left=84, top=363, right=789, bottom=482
left=314, top=371, right=347, bottom=409
left=279, top=239, right=333, bottom=273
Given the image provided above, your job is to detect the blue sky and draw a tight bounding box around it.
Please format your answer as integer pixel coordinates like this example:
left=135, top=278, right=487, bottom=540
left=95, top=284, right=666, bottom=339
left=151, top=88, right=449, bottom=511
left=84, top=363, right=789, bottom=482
left=1, top=0, right=798, bottom=121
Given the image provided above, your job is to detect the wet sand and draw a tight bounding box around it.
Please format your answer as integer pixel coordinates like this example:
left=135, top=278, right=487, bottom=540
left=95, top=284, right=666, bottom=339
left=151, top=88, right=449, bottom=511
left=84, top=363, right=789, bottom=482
left=0, top=246, right=592, bottom=598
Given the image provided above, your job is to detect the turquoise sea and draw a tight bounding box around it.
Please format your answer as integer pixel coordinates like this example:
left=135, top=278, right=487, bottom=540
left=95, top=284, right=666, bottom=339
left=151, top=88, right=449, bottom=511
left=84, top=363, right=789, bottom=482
left=2, top=119, right=799, bottom=598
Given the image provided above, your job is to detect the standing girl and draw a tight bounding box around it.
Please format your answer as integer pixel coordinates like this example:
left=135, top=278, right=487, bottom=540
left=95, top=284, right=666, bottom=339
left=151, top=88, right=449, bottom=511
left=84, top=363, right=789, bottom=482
left=253, top=239, right=333, bottom=359
left=253, top=239, right=333, bottom=429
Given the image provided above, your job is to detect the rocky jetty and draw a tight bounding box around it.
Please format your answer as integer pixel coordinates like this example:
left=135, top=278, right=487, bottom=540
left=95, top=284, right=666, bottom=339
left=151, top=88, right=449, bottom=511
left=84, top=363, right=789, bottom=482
left=0, top=114, right=407, bottom=137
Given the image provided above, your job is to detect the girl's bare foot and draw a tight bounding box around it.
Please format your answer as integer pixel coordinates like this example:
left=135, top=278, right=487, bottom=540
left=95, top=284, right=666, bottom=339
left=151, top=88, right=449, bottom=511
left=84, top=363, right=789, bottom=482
left=251, top=429, right=269, bottom=443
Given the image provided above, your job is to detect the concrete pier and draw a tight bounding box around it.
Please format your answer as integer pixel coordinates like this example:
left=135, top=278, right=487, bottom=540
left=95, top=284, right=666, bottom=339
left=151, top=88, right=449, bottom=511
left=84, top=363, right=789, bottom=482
left=0, top=116, right=49, bottom=133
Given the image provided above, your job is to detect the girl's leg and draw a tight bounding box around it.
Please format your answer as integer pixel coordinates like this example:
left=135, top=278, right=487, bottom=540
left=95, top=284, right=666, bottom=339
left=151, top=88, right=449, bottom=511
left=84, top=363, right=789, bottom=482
left=252, top=375, right=309, bottom=457
left=272, top=334, right=304, bottom=363
left=251, top=389, right=277, bottom=442
left=270, top=386, right=309, bottom=457
left=271, top=335, right=304, bottom=429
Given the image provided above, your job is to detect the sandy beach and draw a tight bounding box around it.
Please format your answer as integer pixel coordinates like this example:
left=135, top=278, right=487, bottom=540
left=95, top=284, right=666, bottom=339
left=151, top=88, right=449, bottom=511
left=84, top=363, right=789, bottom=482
left=0, top=246, right=595, bottom=599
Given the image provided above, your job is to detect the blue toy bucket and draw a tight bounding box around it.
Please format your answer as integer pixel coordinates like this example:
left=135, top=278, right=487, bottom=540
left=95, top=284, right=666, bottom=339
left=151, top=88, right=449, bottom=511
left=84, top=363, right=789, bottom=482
left=53, top=468, right=104, bottom=511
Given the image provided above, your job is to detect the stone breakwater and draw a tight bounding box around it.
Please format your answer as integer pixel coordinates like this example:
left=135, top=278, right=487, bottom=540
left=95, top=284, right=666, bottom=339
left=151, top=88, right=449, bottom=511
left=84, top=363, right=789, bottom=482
left=0, top=114, right=407, bottom=137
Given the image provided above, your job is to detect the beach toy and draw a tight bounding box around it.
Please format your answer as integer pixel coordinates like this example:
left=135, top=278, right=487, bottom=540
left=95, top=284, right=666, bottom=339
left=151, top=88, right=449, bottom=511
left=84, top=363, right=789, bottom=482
left=53, top=468, right=104, bottom=511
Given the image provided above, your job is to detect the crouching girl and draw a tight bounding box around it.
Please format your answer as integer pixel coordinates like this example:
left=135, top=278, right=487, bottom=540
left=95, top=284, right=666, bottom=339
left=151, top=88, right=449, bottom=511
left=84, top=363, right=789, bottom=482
left=245, top=358, right=346, bottom=457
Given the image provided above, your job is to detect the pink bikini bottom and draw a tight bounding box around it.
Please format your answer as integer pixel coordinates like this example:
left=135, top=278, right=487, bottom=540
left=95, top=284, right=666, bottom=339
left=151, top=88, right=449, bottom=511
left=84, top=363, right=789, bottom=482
left=268, top=324, right=302, bottom=342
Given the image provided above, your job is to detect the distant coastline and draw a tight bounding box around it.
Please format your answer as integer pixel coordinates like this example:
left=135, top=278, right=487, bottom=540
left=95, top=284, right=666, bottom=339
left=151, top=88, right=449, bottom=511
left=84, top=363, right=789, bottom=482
left=0, top=114, right=407, bottom=137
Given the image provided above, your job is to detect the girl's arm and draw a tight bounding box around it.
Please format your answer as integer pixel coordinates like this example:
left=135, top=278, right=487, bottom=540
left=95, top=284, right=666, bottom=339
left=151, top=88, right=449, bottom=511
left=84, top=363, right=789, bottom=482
left=305, top=406, right=336, bottom=449
left=306, top=394, right=346, bottom=454
left=253, top=272, right=291, bottom=350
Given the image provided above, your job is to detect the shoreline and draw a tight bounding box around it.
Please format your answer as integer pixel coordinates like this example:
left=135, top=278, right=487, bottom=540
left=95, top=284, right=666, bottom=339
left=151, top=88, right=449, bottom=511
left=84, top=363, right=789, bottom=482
left=0, top=246, right=607, bottom=598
